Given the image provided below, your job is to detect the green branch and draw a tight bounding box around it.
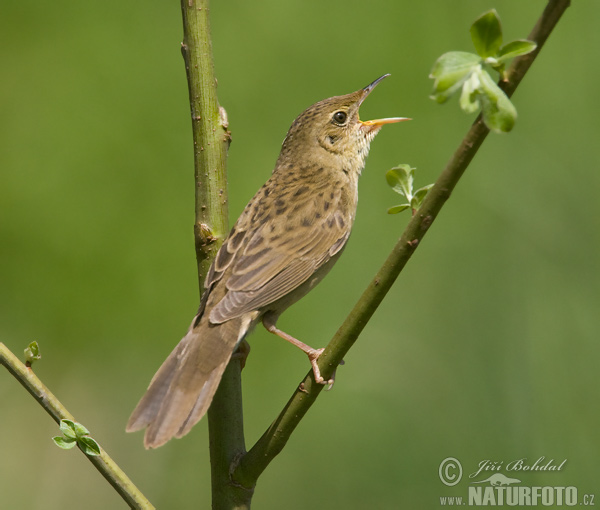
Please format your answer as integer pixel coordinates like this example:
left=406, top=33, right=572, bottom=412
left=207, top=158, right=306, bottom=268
left=180, top=0, right=230, bottom=291
left=179, top=1, right=249, bottom=508
left=0, top=342, right=154, bottom=510
left=233, top=0, right=571, bottom=486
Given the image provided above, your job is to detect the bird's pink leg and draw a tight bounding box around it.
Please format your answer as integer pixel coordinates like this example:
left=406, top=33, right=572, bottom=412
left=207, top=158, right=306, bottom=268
left=262, top=315, right=334, bottom=386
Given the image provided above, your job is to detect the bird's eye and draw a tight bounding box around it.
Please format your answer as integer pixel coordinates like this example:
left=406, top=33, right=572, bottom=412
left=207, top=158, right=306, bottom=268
left=332, top=111, right=347, bottom=125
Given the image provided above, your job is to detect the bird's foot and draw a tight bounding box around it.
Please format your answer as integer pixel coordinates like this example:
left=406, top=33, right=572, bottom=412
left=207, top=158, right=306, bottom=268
left=307, top=347, right=338, bottom=389
left=324, top=359, right=344, bottom=390
left=231, top=339, right=251, bottom=369
left=261, top=316, right=343, bottom=388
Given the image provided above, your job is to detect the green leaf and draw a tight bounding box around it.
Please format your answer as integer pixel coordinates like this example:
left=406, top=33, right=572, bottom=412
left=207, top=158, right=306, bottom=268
left=24, top=341, right=41, bottom=365
left=459, top=72, right=481, bottom=114
left=386, top=165, right=414, bottom=199
left=429, top=51, right=482, bottom=103
left=411, top=184, right=434, bottom=210
left=59, top=419, right=78, bottom=440
left=53, top=436, right=77, bottom=449
left=78, top=437, right=101, bottom=456
left=470, top=10, right=503, bottom=59
left=73, top=422, right=90, bottom=438
left=497, top=39, right=537, bottom=62
left=387, top=204, right=410, bottom=215
left=478, top=70, right=517, bottom=133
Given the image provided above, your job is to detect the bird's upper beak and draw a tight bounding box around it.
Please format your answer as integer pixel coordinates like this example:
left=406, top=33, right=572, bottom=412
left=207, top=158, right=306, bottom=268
left=358, top=74, right=411, bottom=130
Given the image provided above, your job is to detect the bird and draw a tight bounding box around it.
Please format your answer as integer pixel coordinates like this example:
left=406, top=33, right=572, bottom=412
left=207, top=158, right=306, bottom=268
left=127, top=74, right=409, bottom=448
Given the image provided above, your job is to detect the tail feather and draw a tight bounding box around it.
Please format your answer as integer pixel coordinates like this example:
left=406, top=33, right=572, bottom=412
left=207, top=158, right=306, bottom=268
left=176, top=361, right=228, bottom=438
left=126, top=318, right=242, bottom=449
left=126, top=333, right=193, bottom=433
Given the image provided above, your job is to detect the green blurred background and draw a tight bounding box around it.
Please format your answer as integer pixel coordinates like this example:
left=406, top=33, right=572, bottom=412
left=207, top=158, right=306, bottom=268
left=1, top=1, right=598, bottom=508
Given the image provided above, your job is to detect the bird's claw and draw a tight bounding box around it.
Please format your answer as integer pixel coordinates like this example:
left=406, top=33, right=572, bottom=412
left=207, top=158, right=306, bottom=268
left=307, top=348, right=340, bottom=389
left=231, top=339, right=251, bottom=369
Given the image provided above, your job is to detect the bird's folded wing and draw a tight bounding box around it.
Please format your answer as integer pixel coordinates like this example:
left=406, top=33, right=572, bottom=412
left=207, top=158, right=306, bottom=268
left=208, top=188, right=350, bottom=324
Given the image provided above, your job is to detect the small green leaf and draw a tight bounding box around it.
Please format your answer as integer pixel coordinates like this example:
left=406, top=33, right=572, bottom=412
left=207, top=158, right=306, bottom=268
left=429, top=51, right=482, bottom=103
left=497, top=39, right=537, bottom=62
left=53, top=436, right=77, bottom=449
left=470, top=10, right=503, bottom=59
left=411, top=184, right=435, bottom=210
left=73, top=422, right=90, bottom=438
left=386, top=165, right=414, bottom=199
left=24, top=341, right=41, bottom=365
left=387, top=204, right=410, bottom=215
left=59, top=419, right=78, bottom=440
left=78, top=437, right=101, bottom=456
left=459, top=71, right=482, bottom=114
left=478, top=71, right=517, bottom=133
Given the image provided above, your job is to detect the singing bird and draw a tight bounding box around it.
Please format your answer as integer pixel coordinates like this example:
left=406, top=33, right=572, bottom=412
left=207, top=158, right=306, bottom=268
left=127, top=74, right=409, bottom=448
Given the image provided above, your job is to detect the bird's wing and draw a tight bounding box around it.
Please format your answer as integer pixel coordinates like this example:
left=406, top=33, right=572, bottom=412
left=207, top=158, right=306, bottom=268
left=207, top=181, right=352, bottom=324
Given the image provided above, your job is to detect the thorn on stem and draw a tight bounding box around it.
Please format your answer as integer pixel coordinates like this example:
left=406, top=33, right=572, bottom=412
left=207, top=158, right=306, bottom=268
left=196, top=223, right=217, bottom=246
left=421, top=215, right=433, bottom=230
left=219, top=106, right=229, bottom=129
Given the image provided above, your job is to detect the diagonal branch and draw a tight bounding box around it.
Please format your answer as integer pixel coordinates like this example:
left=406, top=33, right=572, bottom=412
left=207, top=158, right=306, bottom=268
left=0, top=343, right=154, bottom=510
left=233, top=0, right=571, bottom=487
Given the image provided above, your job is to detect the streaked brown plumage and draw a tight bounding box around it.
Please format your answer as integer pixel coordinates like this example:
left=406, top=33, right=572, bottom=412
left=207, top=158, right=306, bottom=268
left=127, top=74, right=409, bottom=448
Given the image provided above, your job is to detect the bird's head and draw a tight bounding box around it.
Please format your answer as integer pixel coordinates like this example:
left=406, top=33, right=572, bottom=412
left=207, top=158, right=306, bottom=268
left=278, top=74, right=410, bottom=176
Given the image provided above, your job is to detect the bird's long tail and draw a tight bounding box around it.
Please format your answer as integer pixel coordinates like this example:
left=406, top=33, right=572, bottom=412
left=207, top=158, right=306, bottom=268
left=126, top=317, right=243, bottom=449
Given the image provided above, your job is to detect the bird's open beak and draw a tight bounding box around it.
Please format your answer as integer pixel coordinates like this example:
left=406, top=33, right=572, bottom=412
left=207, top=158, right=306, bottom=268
left=358, top=74, right=411, bottom=130
left=361, top=117, right=411, bottom=127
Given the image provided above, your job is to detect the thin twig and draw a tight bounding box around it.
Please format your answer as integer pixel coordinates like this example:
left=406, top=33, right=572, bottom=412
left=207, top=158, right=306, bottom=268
left=0, top=342, right=154, bottom=510
left=234, top=0, right=571, bottom=486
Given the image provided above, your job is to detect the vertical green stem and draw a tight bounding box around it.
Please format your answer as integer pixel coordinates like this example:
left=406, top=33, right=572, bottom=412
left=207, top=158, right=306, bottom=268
left=208, top=359, right=253, bottom=509
left=179, top=1, right=249, bottom=508
left=180, top=0, right=230, bottom=291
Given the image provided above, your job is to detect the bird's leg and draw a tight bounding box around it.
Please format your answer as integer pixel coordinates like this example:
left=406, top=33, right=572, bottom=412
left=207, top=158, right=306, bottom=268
left=262, top=315, right=334, bottom=386
left=231, top=339, right=251, bottom=369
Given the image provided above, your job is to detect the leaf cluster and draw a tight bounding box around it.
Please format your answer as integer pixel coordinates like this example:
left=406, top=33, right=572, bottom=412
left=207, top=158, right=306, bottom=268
left=24, top=341, right=41, bottom=366
left=52, top=419, right=101, bottom=456
left=386, top=165, right=433, bottom=215
left=430, top=9, right=536, bottom=132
